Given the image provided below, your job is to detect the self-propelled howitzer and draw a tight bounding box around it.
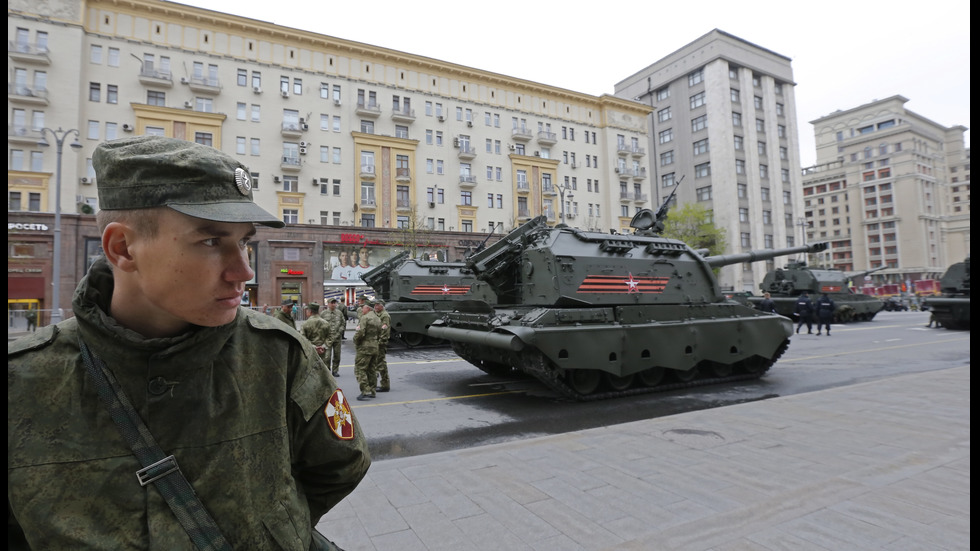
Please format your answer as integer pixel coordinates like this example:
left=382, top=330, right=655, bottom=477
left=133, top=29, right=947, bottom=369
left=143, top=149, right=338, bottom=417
left=755, top=262, right=885, bottom=322
left=360, top=250, right=496, bottom=346
left=428, top=213, right=829, bottom=400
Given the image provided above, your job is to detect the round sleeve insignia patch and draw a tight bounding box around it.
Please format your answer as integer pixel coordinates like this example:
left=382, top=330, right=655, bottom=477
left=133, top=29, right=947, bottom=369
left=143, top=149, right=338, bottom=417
left=324, top=389, right=355, bottom=440
left=234, top=167, right=252, bottom=196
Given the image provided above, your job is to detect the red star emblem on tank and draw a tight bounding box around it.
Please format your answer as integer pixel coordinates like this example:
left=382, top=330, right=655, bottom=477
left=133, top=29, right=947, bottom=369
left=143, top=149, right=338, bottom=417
left=441, top=285, right=452, bottom=295
left=624, top=273, right=640, bottom=293
left=324, top=389, right=355, bottom=440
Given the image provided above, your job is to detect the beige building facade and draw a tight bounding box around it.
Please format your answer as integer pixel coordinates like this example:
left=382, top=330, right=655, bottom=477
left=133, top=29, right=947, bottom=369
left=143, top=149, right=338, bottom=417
left=803, top=96, right=970, bottom=285
left=8, top=0, right=652, bottom=315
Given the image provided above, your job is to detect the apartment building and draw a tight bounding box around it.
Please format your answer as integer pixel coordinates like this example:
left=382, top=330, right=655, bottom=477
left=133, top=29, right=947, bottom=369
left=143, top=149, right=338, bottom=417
left=802, top=95, right=969, bottom=284
left=614, top=29, right=803, bottom=292
left=8, top=0, right=651, bottom=313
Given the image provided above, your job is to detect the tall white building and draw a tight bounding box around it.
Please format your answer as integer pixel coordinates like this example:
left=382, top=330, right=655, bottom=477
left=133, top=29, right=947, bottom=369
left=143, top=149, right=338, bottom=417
left=614, top=29, right=803, bottom=292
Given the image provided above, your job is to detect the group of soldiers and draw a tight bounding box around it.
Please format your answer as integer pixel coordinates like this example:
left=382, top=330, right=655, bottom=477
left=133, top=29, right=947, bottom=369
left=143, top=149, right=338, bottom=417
left=793, top=291, right=836, bottom=336
left=274, top=295, right=391, bottom=401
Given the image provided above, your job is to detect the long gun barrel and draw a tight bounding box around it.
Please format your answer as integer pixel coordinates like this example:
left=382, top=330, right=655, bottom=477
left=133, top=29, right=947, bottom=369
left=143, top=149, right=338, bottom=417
left=705, top=242, right=829, bottom=268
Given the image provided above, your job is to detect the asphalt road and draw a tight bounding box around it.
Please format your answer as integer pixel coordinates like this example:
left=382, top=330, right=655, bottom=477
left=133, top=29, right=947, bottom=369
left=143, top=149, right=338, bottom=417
left=342, top=310, right=969, bottom=461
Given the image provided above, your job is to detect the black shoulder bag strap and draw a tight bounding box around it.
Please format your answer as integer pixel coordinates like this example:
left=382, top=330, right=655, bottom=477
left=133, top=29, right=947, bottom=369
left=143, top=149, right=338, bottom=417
left=78, top=338, right=233, bottom=551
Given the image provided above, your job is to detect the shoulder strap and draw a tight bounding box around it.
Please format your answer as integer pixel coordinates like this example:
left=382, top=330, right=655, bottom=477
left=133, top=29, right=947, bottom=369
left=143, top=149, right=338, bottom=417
left=78, top=338, right=233, bottom=551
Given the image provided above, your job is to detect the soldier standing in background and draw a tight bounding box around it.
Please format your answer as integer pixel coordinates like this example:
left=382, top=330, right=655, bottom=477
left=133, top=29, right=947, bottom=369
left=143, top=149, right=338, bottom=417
left=7, top=135, right=369, bottom=550
left=373, top=299, right=391, bottom=393
left=273, top=299, right=296, bottom=329
left=793, top=292, right=814, bottom=334
left=353, top=300, right=381, bottom=401
left=815, top=293, right=836, bottom=336
left=320, top=298, right=346, bottom=377
left=300, top=302, right=331, bottom=365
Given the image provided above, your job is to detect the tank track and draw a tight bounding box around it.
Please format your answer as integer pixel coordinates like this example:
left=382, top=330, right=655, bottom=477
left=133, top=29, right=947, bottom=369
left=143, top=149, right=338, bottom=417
left=454, top=340, right=791, bottom=402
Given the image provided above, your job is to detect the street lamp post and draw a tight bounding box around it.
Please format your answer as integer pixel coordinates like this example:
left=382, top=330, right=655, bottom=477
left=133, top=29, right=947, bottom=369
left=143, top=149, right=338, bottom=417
left=38, top=127, right=82, bottom=325
left=557, top=183, right=574, bottom=225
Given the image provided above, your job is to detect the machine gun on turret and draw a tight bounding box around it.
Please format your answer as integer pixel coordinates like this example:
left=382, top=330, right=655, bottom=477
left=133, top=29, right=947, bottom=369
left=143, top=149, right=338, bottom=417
left=630, top=176, right=683, bottom=236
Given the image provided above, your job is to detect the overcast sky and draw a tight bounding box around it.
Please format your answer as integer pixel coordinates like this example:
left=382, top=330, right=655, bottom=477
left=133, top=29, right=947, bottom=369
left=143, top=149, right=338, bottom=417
left=180, top=0, right=970, bottom=168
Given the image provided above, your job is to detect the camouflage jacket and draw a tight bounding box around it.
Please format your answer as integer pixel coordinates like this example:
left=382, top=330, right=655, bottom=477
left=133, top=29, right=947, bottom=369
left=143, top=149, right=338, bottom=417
left=8, top=257, right=371, bottom=550
left=319, top=309, right=346, bottom=343
left=352, top=310, right=381, bottom=353
left=300, top=315, right=331, bottom=347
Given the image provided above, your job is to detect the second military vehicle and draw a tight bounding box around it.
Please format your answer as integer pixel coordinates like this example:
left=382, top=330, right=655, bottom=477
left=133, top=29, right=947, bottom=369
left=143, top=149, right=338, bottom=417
left=753, top=262, right=885, bottom=322
left=360, top=250, right=497, bottom=346
left=428, top=205, right=829, bottom=400
left=922, top=257, right=971, bottom=330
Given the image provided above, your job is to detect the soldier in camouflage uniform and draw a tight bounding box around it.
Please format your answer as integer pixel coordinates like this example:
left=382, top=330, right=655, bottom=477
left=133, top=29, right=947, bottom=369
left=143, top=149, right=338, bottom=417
left=300, top=302, right=332, bottom=366
left=273, top=299, right=296, bottom=329
left=320, top=298, right=346, bottom=376
left=7, top=136, right=370, bottom=550
left=352, top=301, right=381, bottom=401
left=373, top=299, right=391, bottom=392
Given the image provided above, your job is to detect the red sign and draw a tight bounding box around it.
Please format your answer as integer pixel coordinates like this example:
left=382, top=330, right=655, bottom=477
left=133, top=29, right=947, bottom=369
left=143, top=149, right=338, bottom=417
left=280, top=269, right=305, bottom=275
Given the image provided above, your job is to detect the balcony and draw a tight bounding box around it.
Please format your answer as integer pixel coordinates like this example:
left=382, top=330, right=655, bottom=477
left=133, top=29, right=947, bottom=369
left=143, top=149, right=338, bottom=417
left=459, top=175, right=478, bottom=188
left=8, top=84, right=48, bottom=105
left=355, top=101, right=381, bottom=118
left=516, top=208, right=532, bottom=221
left=516, top=181, right=530, bottom=194
left=632, top=167, right=647, bottom=180
left=511, top=126, right=533, bottom=142
left=391, top=107, right=416, bottom=123
left=395, top=167, right=412, bottom=182
left=457, top=145, right=477, bottom=160
left=281, top=156, right=302, bottom=172
left=537, top=131, right=557, bottom=146
left=630, top=146, right=646, bottom=157
left=633, top=192, right=649, bottom=203
left=360, top=164, right=376, bottom=180
left=281, top=121, right=306, bottom=138
left=396, top=199, right=412, bottom=212
left=186, top=76, right=221, bottom=95
left=8, top=41, right=50, bottom=64
left=542, top=183, right=556, bottom=196
left=617, top=144, right=631, bottom=156
left=619, top=192, right=632, bottom=202
left=8, top=125, right=43, bottom=144
left=359, top=198, right=377, bottom=210
left=138, top=67, right=173, bottom=87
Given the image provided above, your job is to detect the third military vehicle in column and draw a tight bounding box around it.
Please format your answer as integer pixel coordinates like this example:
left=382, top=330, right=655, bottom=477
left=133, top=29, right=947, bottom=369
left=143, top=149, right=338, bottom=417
left=753, top=263, right=885, bottom=322
left=428, top=204, right=829, bottom=401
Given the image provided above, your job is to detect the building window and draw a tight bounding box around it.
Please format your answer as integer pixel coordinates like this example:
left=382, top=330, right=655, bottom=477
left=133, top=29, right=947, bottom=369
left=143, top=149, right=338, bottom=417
left=730, top=88, right=740, bottom=102
left=737, top=184, right=747, bottom=198
left=739, top=208, right=749, bottom=222
left=656, top=87, right=670, bottom=101
left=691, top=115, right=707, bottom=132
left=689, top=91, right=705, bottom=110
left=756, top=119, right=765, bottom=132
left=657, top=107, right=672, bottom=123
left=237, top=69, right=247, bottom=86
left=658, top=129, right=673, bottom=144
left=106, top=85, right=118, bottom=104
left=688, top=68, right=704, bottom=86
left=662, top=173, right=676, bottom=188
left=695, top=162, right=710, bottom=178
left=660, top=151, right=674, bottom=166
left=693, top=139, right=709, bottom=155
left=89, top=82, right=101, bottom=102
left=732, top=112, right=742, bottom=127
left=735, top=159, right=745, bottom=174
left=758, top=141, right=766, bottom=155
left=696, top=186, right=712, bottom=201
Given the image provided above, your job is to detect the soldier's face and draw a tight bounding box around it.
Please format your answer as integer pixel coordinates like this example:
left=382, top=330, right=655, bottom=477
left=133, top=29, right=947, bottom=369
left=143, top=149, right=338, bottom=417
left=129, top=209, right=256, bottom=328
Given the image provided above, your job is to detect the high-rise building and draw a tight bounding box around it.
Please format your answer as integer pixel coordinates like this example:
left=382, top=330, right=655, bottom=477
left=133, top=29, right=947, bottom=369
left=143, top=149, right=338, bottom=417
left=614, top=29, right=803, bottom=292
left=802, top=95, right=969, bottom=284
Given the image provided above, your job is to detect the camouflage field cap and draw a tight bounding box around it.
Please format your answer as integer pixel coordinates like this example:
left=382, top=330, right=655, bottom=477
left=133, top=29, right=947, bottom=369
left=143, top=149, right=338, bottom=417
left=93, top=136, right=284, bottom=228
left=307, top=301, right=320, bottom=310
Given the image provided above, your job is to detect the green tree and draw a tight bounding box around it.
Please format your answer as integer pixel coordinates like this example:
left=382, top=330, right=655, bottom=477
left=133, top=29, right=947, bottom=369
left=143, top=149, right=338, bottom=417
left=389, top=204, right=437, bottom=260
left=661, top=203, right=727, bottom=256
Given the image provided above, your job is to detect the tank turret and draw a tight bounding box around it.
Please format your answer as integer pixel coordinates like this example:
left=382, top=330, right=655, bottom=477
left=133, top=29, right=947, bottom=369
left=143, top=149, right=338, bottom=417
left=922, top=257, right=970, bottom=330
left=757, top=260, right=885, bottom=322
left=428, top=205, right=830, bottom=400
left=360, top=251, right=496, bottom=346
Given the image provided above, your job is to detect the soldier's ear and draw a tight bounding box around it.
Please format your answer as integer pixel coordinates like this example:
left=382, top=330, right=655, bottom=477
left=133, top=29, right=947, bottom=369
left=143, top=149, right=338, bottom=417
left=103, top=222, right=138, bottom=273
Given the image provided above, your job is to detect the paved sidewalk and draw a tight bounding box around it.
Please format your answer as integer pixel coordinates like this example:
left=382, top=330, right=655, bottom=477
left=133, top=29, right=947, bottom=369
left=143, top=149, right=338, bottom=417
left=317, top=366, right=970, bottom=551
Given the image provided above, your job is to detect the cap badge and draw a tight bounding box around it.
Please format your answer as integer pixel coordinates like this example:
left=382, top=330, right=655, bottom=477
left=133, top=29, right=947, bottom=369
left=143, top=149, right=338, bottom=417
left=234, top=168, right=252, bottom=195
